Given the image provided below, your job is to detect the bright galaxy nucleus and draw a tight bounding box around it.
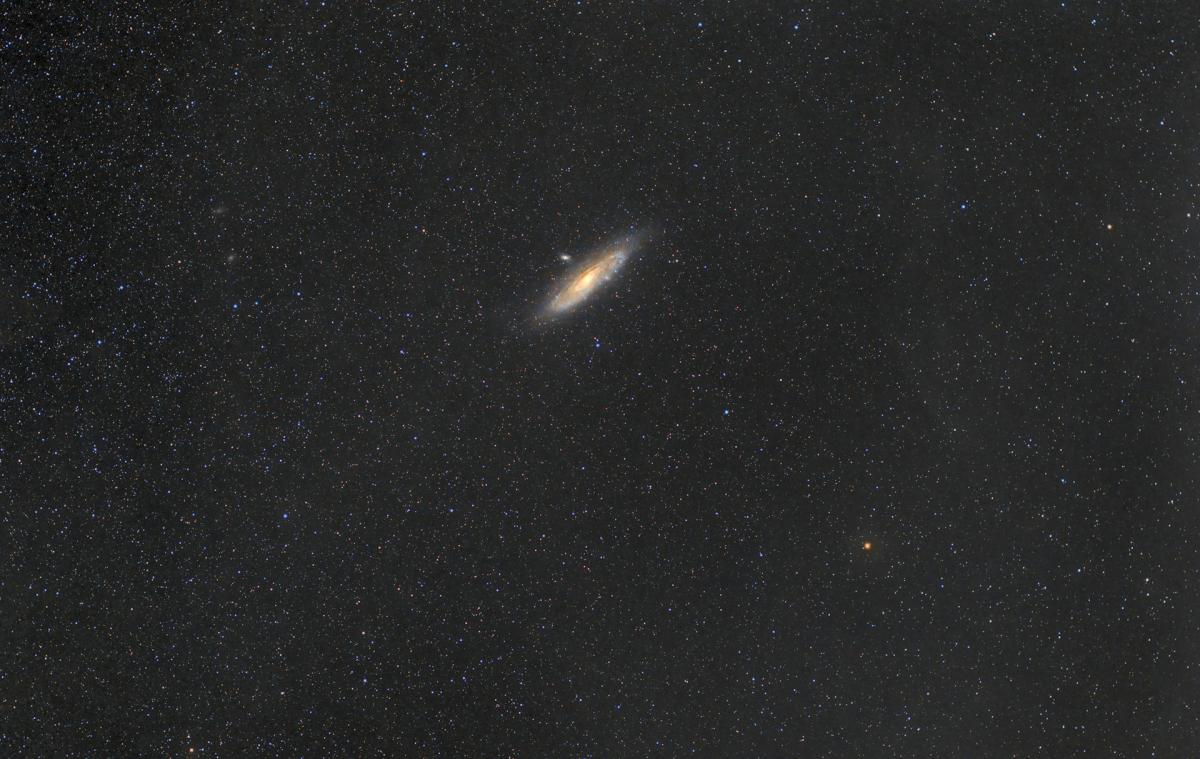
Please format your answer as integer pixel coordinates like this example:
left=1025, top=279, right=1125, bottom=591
left=542, top=238, right=635, bottom=316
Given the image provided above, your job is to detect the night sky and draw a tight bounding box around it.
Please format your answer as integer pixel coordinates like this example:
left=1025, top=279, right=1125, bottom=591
left=5, top=2, right=1200, bottom=756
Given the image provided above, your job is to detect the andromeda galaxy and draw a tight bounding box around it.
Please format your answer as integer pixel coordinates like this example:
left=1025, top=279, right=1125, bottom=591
left=541, top=236, right=638, bottom=317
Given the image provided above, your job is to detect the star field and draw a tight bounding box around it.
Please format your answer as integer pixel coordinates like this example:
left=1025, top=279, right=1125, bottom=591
left=3, top=2, right=1200, bottom=756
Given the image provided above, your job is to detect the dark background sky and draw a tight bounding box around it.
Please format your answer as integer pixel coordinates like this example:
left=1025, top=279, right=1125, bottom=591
left=4, top=1, right=1200, bottom=756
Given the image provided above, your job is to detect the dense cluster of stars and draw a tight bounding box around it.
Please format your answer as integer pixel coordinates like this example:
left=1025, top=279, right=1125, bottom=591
left=3, top=2, right=1198, bottom=755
